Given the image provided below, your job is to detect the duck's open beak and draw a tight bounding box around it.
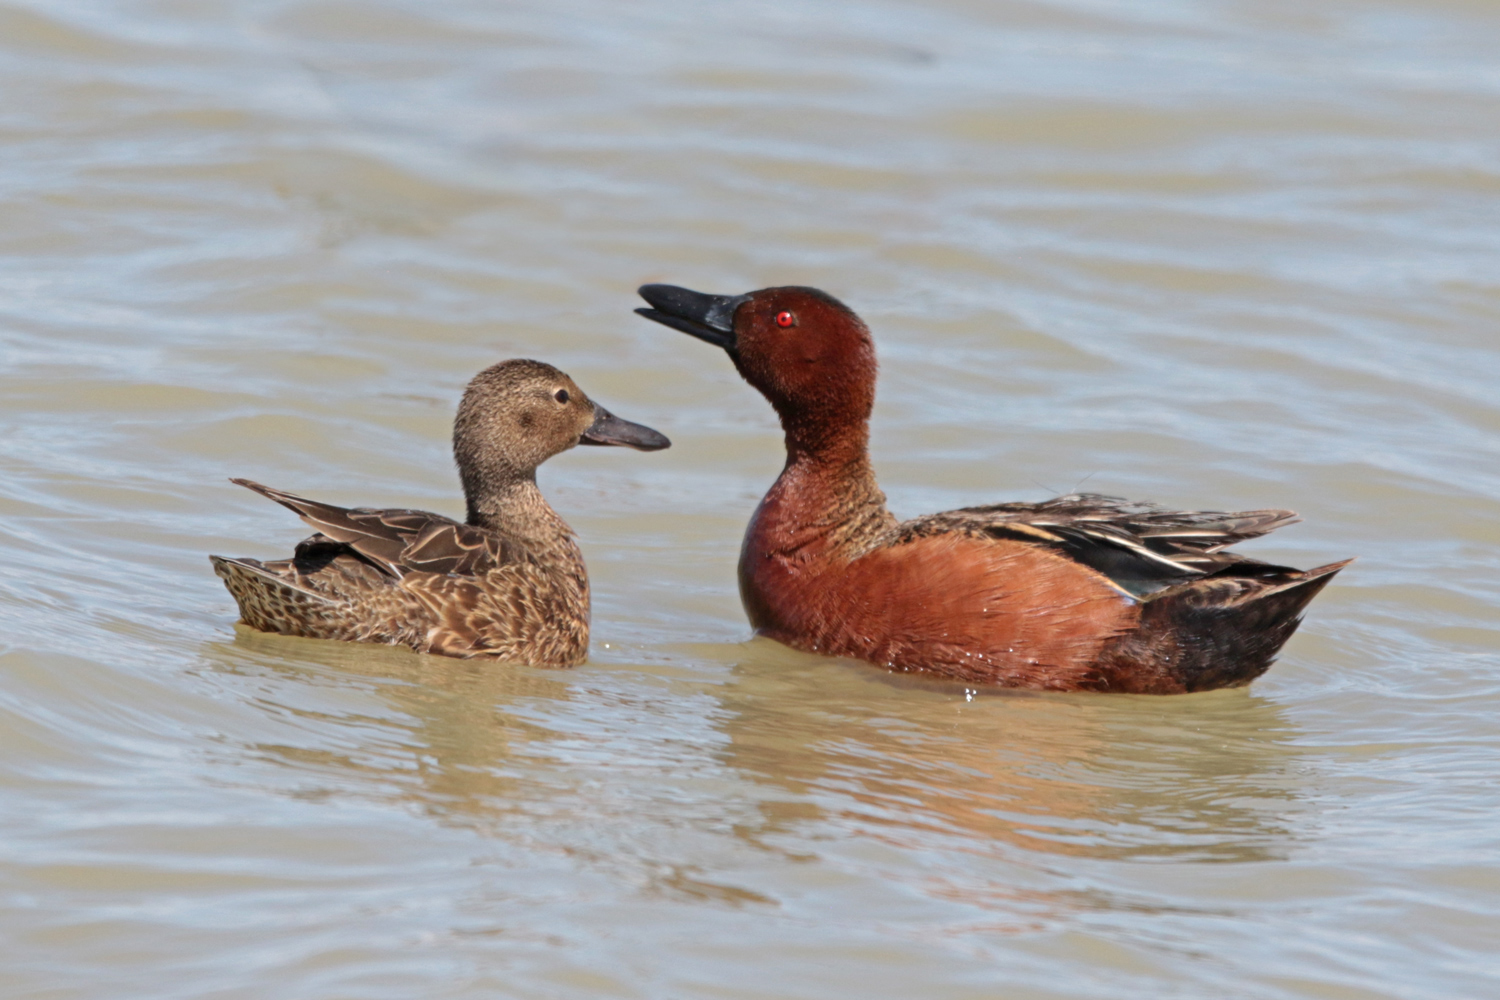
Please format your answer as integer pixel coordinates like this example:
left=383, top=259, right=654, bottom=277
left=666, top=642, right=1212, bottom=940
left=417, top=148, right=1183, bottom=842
left=580, top=404, right=671, bottom=451
left=635, top=284, right=747, bottom=351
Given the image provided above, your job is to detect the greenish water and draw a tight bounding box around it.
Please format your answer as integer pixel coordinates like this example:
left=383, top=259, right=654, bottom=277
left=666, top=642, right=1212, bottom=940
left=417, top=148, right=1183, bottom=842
left=2, top=1, right=1499, bottom=997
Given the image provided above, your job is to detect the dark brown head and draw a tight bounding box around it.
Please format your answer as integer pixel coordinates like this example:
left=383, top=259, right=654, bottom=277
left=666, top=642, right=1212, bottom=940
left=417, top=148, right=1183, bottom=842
left=453, top=359, right=668, bottom=511
left=635, top=285, right=877, bottom=442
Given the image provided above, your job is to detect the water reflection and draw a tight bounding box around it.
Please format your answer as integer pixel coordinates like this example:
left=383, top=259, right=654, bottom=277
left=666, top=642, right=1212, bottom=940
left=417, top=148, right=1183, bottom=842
left=204, top=625, right=1308, bottom=874
left=202, top=626, right=572, bottom=825
left=201, top=627, right=781, bottom=906
left=713, top=641, right=1309, bottom=864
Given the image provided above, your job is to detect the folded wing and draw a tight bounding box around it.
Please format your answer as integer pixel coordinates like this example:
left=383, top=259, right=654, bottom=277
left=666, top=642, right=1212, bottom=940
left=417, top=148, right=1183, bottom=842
left=893, top=492, right=1302, bottom=599
left=231, top=478, right=522, bottom=579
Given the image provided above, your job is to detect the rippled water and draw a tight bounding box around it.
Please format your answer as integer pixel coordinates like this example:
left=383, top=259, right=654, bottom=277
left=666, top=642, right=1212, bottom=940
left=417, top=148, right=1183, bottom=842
left=3, top=1, right=1499, bottom=997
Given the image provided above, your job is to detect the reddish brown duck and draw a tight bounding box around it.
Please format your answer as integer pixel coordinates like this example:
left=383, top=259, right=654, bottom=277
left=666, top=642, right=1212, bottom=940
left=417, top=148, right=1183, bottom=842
left=637, top=284, right=1350, bottom=693
left=211, top=359, right=669, bottom=666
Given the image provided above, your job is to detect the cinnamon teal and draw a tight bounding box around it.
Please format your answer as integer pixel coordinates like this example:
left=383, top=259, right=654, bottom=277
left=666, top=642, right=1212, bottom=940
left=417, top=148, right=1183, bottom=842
left=211, top=359, right=669, bottom=666
left=637, top=284, right=1351, bottom=693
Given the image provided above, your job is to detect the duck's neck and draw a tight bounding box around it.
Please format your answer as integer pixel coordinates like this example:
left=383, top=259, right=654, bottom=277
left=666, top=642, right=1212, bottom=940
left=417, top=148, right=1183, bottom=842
left=465, top=474, right=575, bottom=552
left=758, top=417, right=896, bottom=560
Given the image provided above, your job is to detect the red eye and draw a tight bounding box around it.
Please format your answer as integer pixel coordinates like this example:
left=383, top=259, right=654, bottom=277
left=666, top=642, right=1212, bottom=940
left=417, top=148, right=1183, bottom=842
left=776, top=311, right=795, bottom=328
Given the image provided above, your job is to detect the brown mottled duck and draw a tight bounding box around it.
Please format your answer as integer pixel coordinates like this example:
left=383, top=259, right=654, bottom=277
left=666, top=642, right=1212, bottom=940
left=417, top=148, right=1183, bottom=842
left=211, top=359, right=669, bottom=666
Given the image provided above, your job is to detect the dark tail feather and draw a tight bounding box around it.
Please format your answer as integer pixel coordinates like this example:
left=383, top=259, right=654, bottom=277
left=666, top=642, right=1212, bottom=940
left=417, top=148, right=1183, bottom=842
left=1257, top=558, right=1354, bottom=603
left=1097, top=558, right=1352, bottom=693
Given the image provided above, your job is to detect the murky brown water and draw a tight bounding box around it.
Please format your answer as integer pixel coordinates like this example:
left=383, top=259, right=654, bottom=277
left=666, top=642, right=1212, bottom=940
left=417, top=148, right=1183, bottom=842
left=3, top=1, right=1499, bottom=997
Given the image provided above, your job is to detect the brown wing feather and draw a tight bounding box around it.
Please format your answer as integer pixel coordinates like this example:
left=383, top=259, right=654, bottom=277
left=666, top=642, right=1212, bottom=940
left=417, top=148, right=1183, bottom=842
left=231, top=478, right=516, bottom=579
left=400, top=520, right=518, bottom=575
left=890, top=492, right=1302, bottom=599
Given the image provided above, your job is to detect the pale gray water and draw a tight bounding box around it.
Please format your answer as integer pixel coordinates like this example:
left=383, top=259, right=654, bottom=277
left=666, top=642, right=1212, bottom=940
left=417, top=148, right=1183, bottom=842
left=2, top=1, right=1499, bottom=997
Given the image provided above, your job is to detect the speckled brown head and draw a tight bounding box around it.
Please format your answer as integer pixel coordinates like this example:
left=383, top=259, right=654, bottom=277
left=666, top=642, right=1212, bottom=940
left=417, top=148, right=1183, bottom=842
left=454, top=359, right=669, bottom=523
left=635, top=285, right=877, bottom=448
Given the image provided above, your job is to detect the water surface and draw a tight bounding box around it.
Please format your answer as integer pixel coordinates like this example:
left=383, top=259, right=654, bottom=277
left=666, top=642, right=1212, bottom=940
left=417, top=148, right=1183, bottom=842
left=2, top=1, right=1499, bottom=997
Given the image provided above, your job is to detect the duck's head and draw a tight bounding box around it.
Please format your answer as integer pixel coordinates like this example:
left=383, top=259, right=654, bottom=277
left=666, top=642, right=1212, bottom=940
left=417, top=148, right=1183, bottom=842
left=454, top=359, right=669, bottom=491
left=636, top=284, right=877, bottom=431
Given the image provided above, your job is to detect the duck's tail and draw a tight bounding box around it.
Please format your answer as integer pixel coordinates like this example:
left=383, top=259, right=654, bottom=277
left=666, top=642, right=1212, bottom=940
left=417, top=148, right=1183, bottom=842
left=1096, top=558, right=1353, bottom=693
left=210, top=555, right=341, bottom=637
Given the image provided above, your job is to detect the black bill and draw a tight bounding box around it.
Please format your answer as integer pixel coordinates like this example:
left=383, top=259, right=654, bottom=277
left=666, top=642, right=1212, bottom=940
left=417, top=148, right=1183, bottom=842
left=580, top=404, right=671, bottom=451
left=635, top=284, right=748, bottom=350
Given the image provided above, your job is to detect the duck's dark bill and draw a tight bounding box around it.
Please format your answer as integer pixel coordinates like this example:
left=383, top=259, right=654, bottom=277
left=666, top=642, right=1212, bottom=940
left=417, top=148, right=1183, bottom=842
left=580, top=405, right=671, bottom=451
left=635, top=284, right=747, bottom=350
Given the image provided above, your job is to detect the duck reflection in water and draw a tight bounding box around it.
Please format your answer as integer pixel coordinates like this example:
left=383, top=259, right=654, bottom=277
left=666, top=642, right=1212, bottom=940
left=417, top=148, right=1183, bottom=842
left=712, top=645, right=1311, bottom=867
left=211, top=628, right=573, bottom=823
left=212, top=359, right=668, bottom=666
left=205, top=627, right=1311, bottom=935
left=206, top=631, right=779, bottom=906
